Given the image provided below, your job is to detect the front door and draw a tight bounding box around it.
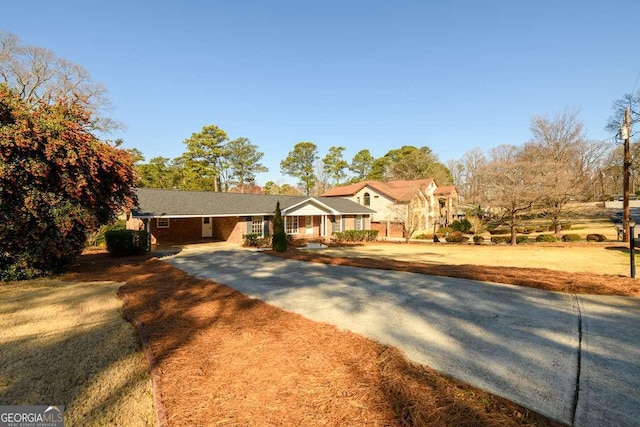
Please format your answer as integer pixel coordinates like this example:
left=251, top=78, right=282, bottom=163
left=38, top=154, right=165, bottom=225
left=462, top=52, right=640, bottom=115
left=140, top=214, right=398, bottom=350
left=305, top=216, right=313, bottom=235
left=202, top=217, right=213, bottom=238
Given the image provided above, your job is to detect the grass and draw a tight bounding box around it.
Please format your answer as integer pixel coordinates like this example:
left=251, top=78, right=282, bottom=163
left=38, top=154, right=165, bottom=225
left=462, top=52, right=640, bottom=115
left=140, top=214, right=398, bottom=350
left=0, top=278, right=155, bottom=426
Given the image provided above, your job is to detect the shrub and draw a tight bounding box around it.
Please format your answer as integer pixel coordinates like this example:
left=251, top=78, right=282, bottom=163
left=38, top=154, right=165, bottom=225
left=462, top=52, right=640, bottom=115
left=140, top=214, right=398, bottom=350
left=562, top=234, right=581, bottom=242
left=586, top=234, right=607, bottom=242
left=436, top=227, right=453, bottom=237
left=451, top=219, right=472, bottom=233
left=332, top=230, right=379, bottom=243
left=536, top=234, right=557, bottom=243
left=414, top=233, right=431, bottom=240
left=445, top=231, right=469, bottom=243
left=243, top=234, right=272, bottom=247
left=488, top=227, right=510, bottom=235
left=516, top=235, right=529, bottom=244
left=105, top=230, right=149, bottom=256
left=87, top=220, right=126, bottom=247
left=473, top=235, right=485, bottom=244
left=491, top=236, right=509, bottom=244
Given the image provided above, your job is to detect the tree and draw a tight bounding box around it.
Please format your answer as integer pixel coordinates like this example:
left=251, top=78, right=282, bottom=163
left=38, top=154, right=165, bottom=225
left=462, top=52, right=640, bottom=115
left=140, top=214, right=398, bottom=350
left=272, top=202, right=288, bottom=252
left=263, top=181, right=302, bottom=195
left=0, top=84, right=137, bottom=280
left=0, top=30, right=115, bottom=132
left=606, top=90, right=640, bottom=138
left=483, top=144, right=537, bottom=245
left=182, top=125, right=228, bottom=191
left=368, top=146, right=453, bottom=184
left=225, top=137, right=268, bottom=193
left=322, top=146, right=349, bottom=185
left=137, top=156, right=183, bottom=189
left=525, top=109, right=602, bottom=234
left=349, top=149, right=374, bottom=181
left=390, top=201, right=424, bottom=242
left=280, top=142, right=318, bottom=196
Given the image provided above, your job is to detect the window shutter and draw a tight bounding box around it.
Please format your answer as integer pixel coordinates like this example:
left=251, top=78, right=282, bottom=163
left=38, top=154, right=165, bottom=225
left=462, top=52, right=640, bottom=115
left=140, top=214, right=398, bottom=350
left=263, top=217, right=269, bottom=236
left=331, top=216, right=336, bottom=233
left=246, top=217, right=252, bottom=234
left=341, top=216, right=346, bottom=231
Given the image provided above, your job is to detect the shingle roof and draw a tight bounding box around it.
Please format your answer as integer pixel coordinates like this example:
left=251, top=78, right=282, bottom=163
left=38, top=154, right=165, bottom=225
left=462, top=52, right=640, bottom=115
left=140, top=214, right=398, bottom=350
left=321, top=179, right=435, bottom=202
left=434, top=185, right=457, bottom=196
left=131, top=188, right=375, bottom=217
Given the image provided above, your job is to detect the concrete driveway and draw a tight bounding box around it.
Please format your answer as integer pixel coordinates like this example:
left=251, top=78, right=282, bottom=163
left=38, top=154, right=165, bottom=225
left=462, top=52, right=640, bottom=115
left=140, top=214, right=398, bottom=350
left=164, top=248, right=640, bottom=427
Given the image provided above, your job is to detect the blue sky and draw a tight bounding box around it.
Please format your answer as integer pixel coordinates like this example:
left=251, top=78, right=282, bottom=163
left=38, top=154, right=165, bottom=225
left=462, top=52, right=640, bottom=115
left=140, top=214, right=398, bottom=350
left=2, top=1, right=638, bottom=185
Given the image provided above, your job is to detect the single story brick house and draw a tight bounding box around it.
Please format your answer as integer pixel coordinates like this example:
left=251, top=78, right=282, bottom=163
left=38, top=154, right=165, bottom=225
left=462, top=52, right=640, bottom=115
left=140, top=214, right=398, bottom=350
left=126, top=188, right=375, bottom=245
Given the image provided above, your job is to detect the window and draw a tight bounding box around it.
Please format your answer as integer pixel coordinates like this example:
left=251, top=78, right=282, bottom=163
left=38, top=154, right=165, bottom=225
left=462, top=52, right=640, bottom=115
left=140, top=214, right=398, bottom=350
left=286, top=216, right=298, bottom=234
left=364, top=192, right=371, bottom=206
left=334, top=215, right=342, bottom=232
left=355, top=215, right=363, bottom=230
left=251, top=216, right=264, bottom=235
left=157, top=218, right=170, bottom=228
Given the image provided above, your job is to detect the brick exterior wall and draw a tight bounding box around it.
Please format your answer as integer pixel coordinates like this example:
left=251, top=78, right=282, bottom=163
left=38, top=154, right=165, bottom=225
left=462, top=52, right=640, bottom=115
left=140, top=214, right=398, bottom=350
left=211, top=216, right=250, bottom=244
left=128, top=214, right=372, bottom=245
left=150, top=218, right=202, bottom=243
left=371, top=221, right=404, bottom=238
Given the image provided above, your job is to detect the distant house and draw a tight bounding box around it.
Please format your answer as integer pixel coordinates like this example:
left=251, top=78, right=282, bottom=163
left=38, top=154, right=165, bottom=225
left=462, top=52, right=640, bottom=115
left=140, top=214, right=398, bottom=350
left=322, top=179, right=459, bottom=238
left=127, top=188, right=375, bottom=246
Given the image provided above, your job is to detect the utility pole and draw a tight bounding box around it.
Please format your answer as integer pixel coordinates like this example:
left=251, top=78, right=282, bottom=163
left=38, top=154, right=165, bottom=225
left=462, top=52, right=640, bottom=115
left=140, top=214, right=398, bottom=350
left=623, top=107, right=631, bottom=242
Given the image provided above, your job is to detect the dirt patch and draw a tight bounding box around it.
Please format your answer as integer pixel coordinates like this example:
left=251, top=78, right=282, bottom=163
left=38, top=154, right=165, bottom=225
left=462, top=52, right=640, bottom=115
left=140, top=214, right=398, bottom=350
left=267, top=246, right=640, bottom=298
left=0, top=278, right=154, bottom=426
left=63, top=252, right=560, bottom=426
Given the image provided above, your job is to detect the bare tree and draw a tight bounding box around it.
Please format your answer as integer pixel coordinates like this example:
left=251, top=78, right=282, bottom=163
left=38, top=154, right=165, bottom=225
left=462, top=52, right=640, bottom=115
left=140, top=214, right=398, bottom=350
left=457, top=147, right=488, bottom=204
left=0, top=30, right=115, bottom=131
left=389, top=201, right=424, bottom=242
left=525, top=109, right=606, bottom=233
left=483, top=144, right=537, bottom=245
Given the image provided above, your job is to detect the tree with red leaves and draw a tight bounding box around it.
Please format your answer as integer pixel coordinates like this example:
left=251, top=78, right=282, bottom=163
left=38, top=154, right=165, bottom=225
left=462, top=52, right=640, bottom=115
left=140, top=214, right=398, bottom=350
left=0, top=84, right=137, bottom=280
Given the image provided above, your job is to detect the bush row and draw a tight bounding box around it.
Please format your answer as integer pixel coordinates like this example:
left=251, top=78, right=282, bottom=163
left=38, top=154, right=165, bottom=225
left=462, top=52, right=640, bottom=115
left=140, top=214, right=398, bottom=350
left=332, top=230, right=379, bottom=242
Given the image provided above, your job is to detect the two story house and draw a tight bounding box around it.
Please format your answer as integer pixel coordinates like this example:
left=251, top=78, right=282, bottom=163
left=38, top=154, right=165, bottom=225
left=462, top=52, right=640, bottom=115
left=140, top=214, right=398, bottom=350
left=322, top=179, right=458, bottom=239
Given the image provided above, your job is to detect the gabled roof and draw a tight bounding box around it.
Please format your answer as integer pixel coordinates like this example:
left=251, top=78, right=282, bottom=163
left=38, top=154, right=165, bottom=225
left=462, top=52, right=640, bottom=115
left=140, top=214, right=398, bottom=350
left=434, top=185, right=457, bottom=196
left=321, top=179, right=435, bottom=202
left=131, top=188, right=375, bottom=218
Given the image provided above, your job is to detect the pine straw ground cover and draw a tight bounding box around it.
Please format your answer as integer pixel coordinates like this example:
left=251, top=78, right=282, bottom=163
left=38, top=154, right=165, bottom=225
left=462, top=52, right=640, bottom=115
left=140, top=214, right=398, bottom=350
left=63, top=251, right=560, bottom=427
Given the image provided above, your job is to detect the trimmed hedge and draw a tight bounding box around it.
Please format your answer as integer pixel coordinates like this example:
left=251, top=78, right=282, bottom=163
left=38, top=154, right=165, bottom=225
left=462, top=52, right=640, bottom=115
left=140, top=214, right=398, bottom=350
left=473, top=235, right=485, bottom=244
left=332, top=230, right=379, bottom=242
left=445, top=231, right=469, bottom=243
left=562, top=233, right=581, bottom=242
left=105, top=230, right=149, bottom=256
left=516, top=235, right=529, bottom=244
left=536, top=234, right=558, bottom=243
left=586, top=234, right=607, bottom=242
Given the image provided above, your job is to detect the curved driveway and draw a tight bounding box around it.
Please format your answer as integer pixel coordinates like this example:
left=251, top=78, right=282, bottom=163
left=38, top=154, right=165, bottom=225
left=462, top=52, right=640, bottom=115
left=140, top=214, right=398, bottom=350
left=164, top=248, right=640, bottom=427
